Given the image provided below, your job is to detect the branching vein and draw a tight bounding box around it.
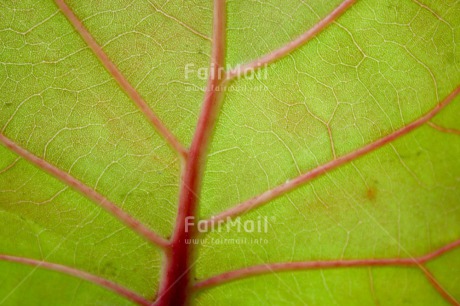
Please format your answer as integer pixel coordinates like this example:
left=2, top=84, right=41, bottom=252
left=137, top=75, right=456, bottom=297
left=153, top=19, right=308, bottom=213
left=0, top=133, right=170, bottom=249
left=226, top=0, right=357, bottom=80
left=54, top=0, right=188, bottom=159
left=0, top=254, right=151, bottom=306
left=205, top=86, right=460, bottom=225
left=194, top=239, right=460, bottom=306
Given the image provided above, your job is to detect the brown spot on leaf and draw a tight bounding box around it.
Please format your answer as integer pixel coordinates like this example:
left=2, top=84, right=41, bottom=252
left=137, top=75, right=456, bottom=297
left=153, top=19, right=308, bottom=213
left=366, top=186, right=377, bottom=202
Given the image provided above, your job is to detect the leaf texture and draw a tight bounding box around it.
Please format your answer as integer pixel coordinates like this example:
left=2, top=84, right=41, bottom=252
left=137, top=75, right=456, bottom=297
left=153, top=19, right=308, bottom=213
left=0, top=0, right=459, bottom=305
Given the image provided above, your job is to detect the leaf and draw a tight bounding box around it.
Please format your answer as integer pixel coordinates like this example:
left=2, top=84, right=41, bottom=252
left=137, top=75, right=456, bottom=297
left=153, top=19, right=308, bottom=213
left=0, top=0, right=459, bottom=305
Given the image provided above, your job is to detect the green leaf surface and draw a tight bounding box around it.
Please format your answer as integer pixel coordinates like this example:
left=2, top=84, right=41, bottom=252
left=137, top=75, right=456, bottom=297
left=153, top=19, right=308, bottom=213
left=0, top=0, right=459, bottom=305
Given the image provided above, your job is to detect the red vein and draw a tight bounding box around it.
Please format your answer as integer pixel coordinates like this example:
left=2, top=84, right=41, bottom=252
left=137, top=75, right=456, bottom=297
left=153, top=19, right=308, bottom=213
left=0, top=134, right=169, bottom=249
left=417, top=239, right=460, bottom=262
left=226, top=0, right=357, bottom=80
left=427, top=121, right=460, bottom=136
left=204, top=86, right=460, bottom=225
left=194, top=239, right=460, bottom=306
left=0, top=254, right=150, bottom=306
left=154, top=0, right=226, bottom=304
left=54, top=0, right=187, bottom=159
left=420, top=266, right=460, bottom=306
